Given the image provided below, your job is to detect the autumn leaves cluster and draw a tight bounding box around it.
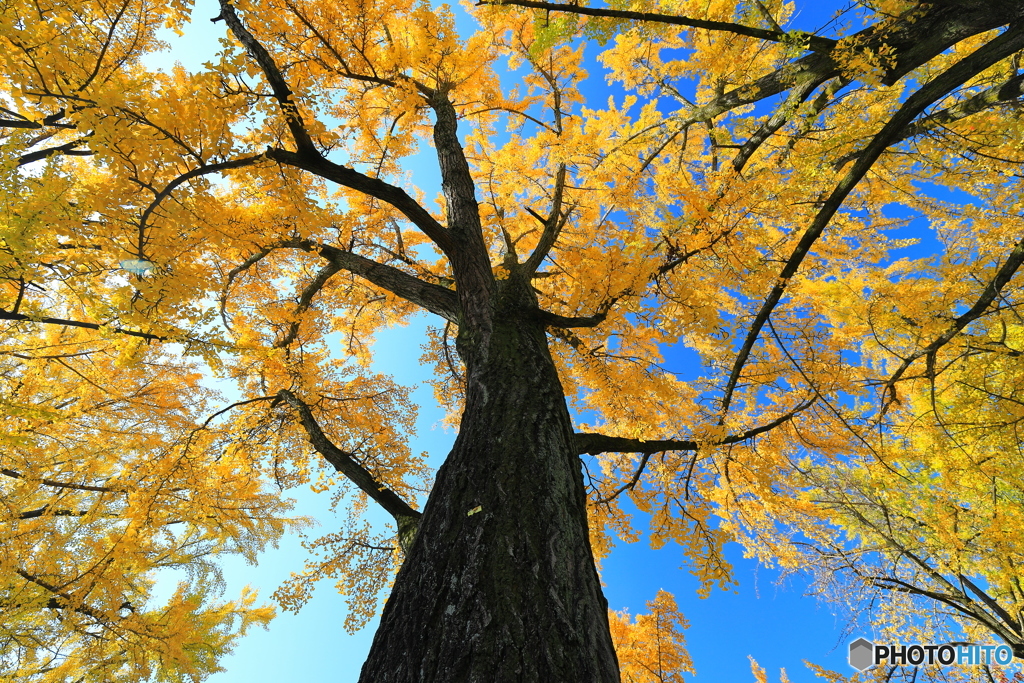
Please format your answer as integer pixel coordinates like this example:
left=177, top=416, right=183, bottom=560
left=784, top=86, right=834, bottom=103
left=3, top=0, right=1024, bottom=680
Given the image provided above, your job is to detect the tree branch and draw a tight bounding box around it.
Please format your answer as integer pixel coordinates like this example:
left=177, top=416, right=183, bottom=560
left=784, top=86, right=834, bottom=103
left=731, top=75, right=826, bottom=172
left=266, top=148, right=454, bottom=255
left=15, top=569, right=114, bottom=624
left=219, top=0, right=458, bottom=259
left=0, top=310, right=171, bottom=342
left=428, top=90, right=495, bottom=329
left=220, top=247, right=276, bottom=330
left=14, top=506, right=93, bottom=520
left=870, top=576, right=983, bottom=621
left=592, top=451, right=653, bottom=504
left=908, top=71, right=1024, bottom=137
left=0, top=108, right=74, bottom=130
left=523, top=164, right=568, bottom=274
left=574, top=398, right=813, bottom=455
left=277, top=389, right=421, bottom=553
left=0, top=118, right=47, bottom=129
left=719, top=23, right=1024, bottom=418
left=137, top=155, right=265, bottom=242
left=280, top=0, right=400, bottom=88
left=837, top=495, right=1021, bottom=646
left=836, top=72, right=1024, bottom=169
left=199, top=396, right=278, bottom=429
left=276, top=261, right=343, bottom=347
left=1, top=468, right=118, bottom=493
left=958, top=573, right=1023, bottom=636
left=680, top=2, right=1020, bottom=128
left=869, top=574, right=1020, bottom=648
left=17, top=139, right=93, bottom=166
left=285, top=240, right=460, bottom=322
left=881, top=235, right=1024, bottom=413
left=480, top=0, right=837, bottom=53
left=535, top=297, right=619, bottom=328
left=218, top=0, right=316, bottom=154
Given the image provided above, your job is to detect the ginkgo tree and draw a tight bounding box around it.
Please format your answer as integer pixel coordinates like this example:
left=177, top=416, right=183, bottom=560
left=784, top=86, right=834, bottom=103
left=0, top=335, right=288, bottom=681
left=731, top=290, right=1024, bottom=679
left=2, top=0, right=1024, bottom=681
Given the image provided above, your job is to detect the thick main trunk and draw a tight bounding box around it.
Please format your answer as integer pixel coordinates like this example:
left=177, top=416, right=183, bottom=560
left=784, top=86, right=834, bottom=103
left=358, top=314, right=620, bottom=682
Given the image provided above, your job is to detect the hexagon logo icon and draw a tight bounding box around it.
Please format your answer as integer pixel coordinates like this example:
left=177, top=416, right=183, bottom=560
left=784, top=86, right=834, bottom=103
left=849, top=637, right=875, bottom=671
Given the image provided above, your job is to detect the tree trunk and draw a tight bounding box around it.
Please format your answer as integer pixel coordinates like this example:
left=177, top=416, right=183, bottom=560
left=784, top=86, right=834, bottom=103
left=357, top=304, right=620, bottom=682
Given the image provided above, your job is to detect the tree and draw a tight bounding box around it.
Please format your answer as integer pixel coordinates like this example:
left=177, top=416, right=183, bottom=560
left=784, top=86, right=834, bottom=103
left=2, top=0, right=1024, bottom=680
left=609, top=590, right=692, bottom=683
left=729, top=282, right=1024, bottom=668
left=0, top=331, right=288, bottom=681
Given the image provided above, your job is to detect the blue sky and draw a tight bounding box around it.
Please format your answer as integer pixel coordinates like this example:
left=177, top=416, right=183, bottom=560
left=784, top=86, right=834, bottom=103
left=143, top=1, right=965, bottom=681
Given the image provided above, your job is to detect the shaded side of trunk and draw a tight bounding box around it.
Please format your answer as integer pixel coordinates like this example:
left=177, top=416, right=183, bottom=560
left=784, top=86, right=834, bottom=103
left=358, top=307, right=619, bottom=682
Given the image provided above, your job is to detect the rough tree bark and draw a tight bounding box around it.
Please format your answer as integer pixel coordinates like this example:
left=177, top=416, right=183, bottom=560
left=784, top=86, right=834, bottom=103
left=357, top=92, right=621, bottom=683
left=359, top=310, right=619, bottom=682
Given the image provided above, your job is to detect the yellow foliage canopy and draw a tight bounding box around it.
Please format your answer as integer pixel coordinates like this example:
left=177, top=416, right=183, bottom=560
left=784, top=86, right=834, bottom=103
left=2, top=0, right=1024, bottom=679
